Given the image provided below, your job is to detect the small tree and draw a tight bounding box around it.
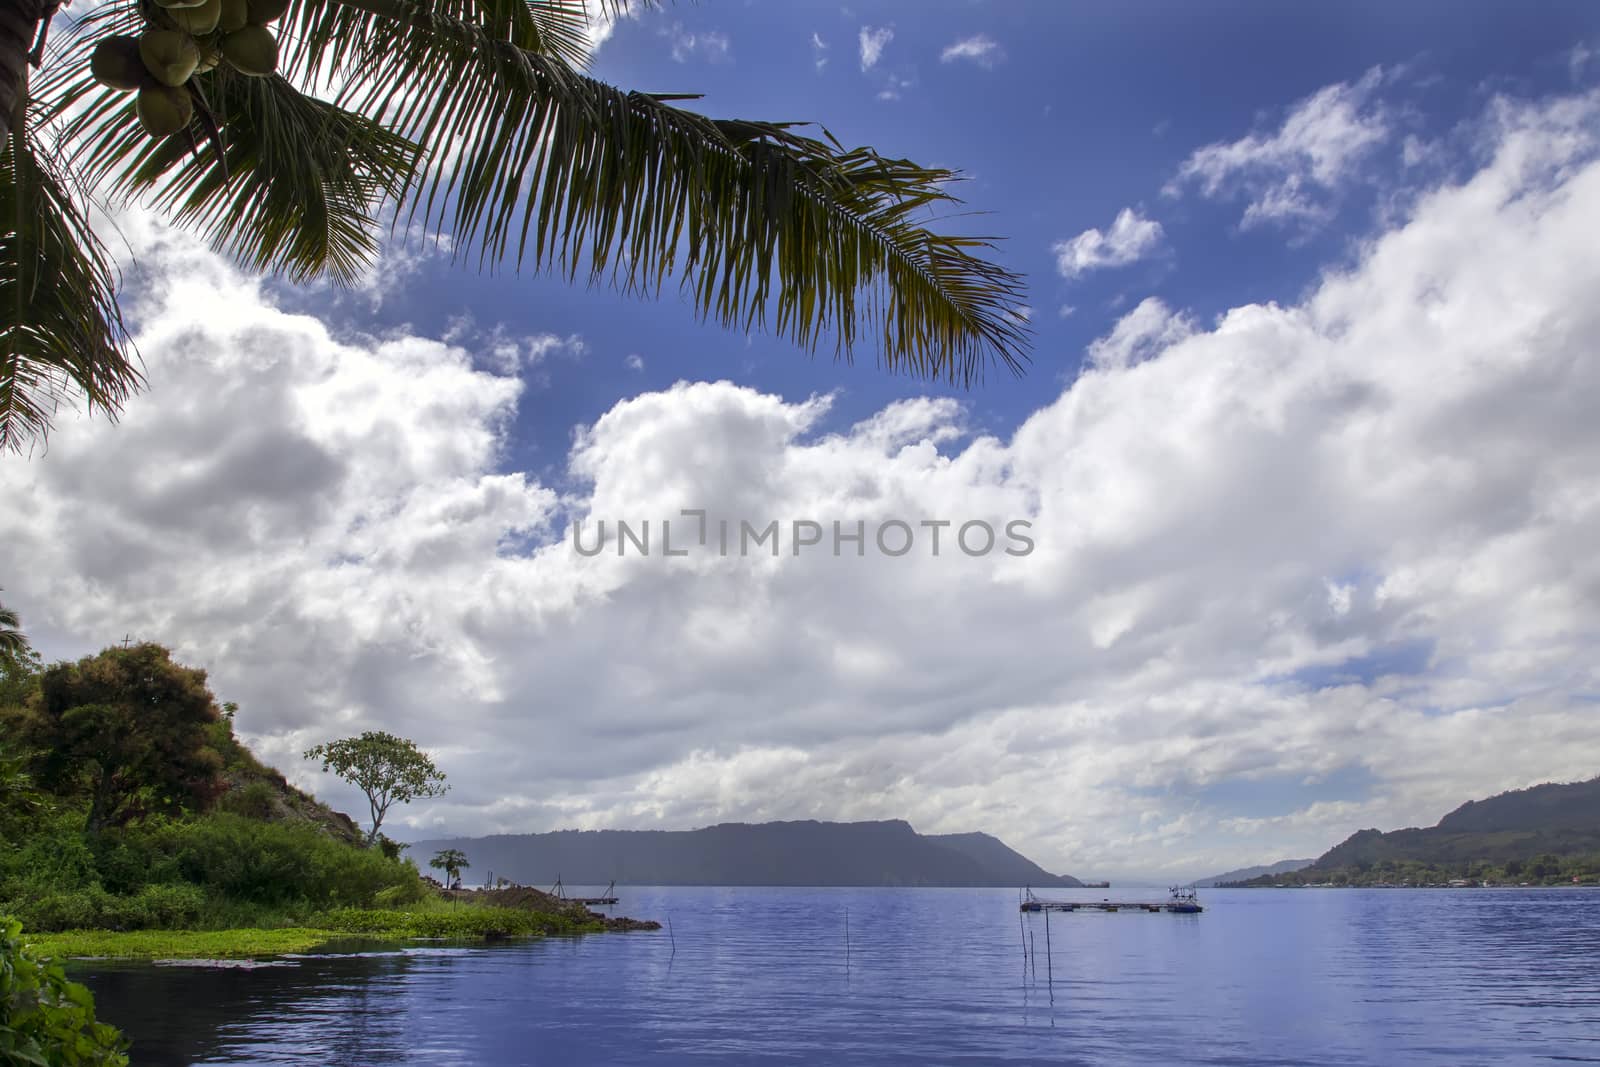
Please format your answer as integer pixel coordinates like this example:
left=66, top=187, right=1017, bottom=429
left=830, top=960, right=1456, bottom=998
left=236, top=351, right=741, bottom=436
left=303, top=731, right=448, bottom=844
left=430, top=849, right=469, bottom=889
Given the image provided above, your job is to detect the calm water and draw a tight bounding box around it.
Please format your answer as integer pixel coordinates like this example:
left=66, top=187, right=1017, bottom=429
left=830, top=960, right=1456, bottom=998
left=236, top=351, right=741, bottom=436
left=72, top=887, right=1600, bottom=1065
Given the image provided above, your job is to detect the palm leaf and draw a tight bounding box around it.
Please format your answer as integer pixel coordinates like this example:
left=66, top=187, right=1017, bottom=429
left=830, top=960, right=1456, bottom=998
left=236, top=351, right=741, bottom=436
left=0, top=98, right=140, bottom=454
left=289, top=0, right=1031, bottom=383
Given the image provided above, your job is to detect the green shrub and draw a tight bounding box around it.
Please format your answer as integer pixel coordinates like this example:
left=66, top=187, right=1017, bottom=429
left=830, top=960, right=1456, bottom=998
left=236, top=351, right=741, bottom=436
left=0, top=916, right=128, bottom=1065
left=120, top=884, right=205, bottom=929
left=218, top=781, right=277, bottom=821
left=159, top=814, right=419, bottom=909
left=7, top=889, right=122, bottom=934
left=373, top=880, right=428, bottom=908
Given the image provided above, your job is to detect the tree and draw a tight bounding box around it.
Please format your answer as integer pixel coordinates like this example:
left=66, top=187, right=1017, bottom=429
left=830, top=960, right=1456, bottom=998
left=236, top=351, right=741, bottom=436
left=303, top=730, right=447, bottom=844
left=28, top=642, right=227, bottom=832
left=430, top=847, right=469, bottom=888
left=0, top=1, right=1030, bottom=453
left=0, top=591, right=26, bottom=656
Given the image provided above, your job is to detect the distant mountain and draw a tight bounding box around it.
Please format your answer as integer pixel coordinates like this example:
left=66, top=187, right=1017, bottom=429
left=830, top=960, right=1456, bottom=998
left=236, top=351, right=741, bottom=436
left=1195, top=859, right=1314, bottom=887
left=1241, top=777, right=1600, bottom=886
left=412, top=819, right=1082, bottom=888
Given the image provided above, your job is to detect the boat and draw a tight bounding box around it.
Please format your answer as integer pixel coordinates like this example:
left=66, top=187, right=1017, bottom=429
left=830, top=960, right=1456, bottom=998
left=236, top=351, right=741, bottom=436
left=1166, top=886, right=1203, bottom=913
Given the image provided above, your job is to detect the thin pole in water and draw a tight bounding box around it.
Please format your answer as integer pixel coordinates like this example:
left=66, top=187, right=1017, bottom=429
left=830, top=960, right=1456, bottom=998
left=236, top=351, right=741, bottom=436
left=844, top=906, right=851, bottom=970
left=668, top=915, right=676, bottom=959
left=1029, top=929, right=1037, bottom=982
left=1044, top=907, right=1054, bottom=1001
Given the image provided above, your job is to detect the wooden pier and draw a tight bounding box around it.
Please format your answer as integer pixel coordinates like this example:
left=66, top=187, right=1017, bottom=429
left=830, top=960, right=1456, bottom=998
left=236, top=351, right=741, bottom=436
left=1019, top=887, right=1203, bottom=914
left=550, top=878, right=619, bottom=906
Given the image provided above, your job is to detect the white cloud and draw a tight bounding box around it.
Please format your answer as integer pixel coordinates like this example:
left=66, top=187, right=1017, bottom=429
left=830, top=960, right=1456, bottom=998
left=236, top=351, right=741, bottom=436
left=810, top=32, right=828, bottom=72
left=1052, top=208, right=1165, bottom=279
left=625, top=354, right=645, bottom=372
left=877, top=73, right=915, bottom=102
left=859, top=26, right=893, bottom=72
left=662, top=22, right=731, bottom=64
left=1084, top=297, right=1193, bottom=371
left=1166, top=68, right=1390, bottom=229
left=940, top=34, right=1003, bottom=68
left=6, top=91, right=1600, bottom=880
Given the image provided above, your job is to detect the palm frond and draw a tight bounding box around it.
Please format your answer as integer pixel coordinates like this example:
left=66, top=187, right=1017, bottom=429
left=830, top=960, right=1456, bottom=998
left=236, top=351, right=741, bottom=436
left=0, top=99, right=140, bottom=454
left=289, top=0, right=1031, bottom=384
left=44, top=12, right=423, bottom=286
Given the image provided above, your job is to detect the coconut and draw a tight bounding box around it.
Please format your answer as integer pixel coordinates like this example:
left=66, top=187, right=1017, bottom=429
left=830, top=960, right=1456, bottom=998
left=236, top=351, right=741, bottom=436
left=139, top=29, right=200, bottom=87
left=90, top=36, right=146, bottom=91
left=154, top=0, right=211, bottom=10
left=244, top=0, right=290, bottom=24
left=217, top=0, right=249, bottom=33
left=136, top=83, right=193, bottom=138
left=168, top=0, right=222, bottom=35
left=221, top=25, right=278, bottom=76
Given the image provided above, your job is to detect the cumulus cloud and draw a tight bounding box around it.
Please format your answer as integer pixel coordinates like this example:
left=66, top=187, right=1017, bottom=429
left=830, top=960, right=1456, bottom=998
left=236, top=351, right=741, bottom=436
left=859, top=26, right=893, bottom=71
left=1166, top=67, right=1390, bottom=229
left=1052, top=208, right=1165, bottom=279
left=6, top=91, right=1600, bottom=880
left=940, top=34, right=1003, bottom=68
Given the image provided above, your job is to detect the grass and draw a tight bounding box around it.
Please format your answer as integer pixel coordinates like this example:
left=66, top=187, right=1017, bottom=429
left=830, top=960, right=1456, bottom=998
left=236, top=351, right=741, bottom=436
left=25, top=927, right=339, bottom=960
left=23, top=903, right=607, bottom=961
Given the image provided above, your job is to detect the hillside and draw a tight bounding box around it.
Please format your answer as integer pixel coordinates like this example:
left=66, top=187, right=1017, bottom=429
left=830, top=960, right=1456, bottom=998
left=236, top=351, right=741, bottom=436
left=1241, top=777, right=1600, bottom=886
left=412, top=820, right=1082, bottom=888
left=1195, top=859, right=1313, bottom=887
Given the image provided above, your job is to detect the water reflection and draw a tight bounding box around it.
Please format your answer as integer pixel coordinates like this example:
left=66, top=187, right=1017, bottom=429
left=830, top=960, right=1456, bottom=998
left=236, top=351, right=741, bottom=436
left=72, top=889, right=1600, bottom=1066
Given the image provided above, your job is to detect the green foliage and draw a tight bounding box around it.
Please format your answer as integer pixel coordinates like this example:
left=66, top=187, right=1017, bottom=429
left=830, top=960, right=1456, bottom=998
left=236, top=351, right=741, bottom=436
left=161, top=813, right=419, bottom=909
left=0, top=808, right=426, bottom=931
left=303, top=732, right=448, bottom=843
left=27, top=644, right=226, bottom=832
left=0, top=113, right=139, bottom=454
left=0, top=917, right=128, bottom=1065
left=315, top=904, right=596, bottom=940
left=218, top=780, right=278, bottom=820
left=24, top=927, right=334, bottom=961
left=0, top=596, right=27, bottom=658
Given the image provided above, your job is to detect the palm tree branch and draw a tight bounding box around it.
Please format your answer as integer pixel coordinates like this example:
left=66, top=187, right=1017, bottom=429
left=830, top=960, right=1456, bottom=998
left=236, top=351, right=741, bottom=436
left=0, top=95, right=139, bottom=453
left=297, top=0, right=1031, bottom=382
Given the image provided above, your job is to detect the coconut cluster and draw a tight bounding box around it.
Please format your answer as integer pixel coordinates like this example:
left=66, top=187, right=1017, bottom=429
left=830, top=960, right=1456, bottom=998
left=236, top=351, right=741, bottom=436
left=90, top=0, right=289, bottom=138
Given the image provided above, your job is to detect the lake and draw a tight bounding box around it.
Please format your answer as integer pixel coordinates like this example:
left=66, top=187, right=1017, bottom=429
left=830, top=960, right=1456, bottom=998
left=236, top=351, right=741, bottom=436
left=72, top=886, right=1600, bottom=1065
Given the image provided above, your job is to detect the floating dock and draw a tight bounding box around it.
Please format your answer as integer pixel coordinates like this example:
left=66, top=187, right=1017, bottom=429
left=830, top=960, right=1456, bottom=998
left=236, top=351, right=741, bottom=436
left=1019, top=886, right=1203, bottom=914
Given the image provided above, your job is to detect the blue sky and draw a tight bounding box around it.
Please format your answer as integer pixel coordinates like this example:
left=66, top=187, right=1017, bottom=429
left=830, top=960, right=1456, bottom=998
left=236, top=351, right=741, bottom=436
left=8, top=1, right=1600, bottom=880
left=291, top=1, right=1600, bottom=476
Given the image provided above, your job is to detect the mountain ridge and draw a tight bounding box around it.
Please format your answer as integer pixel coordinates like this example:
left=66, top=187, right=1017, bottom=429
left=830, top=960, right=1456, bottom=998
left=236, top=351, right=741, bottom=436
left=1239, top=776, right=1600, bottom=885
left=411, top=818, right=1082, bottom=888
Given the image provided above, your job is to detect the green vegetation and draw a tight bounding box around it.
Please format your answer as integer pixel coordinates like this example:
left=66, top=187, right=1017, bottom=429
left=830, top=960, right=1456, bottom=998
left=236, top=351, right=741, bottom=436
left=26, top=900, right=604, bottom=961
left=1232, top=778, right=1600, bottom=887
left=0, top=623, right=610, bottom=978
left=303, top=732, right=448, bottom=844
left=1, top=917, right=128, bottom=1065
left=430, top=849, right=470, bottom=888
left=23, top=928, right=336, bottom=962
left=1234, top=852, right=1600, bottom=888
